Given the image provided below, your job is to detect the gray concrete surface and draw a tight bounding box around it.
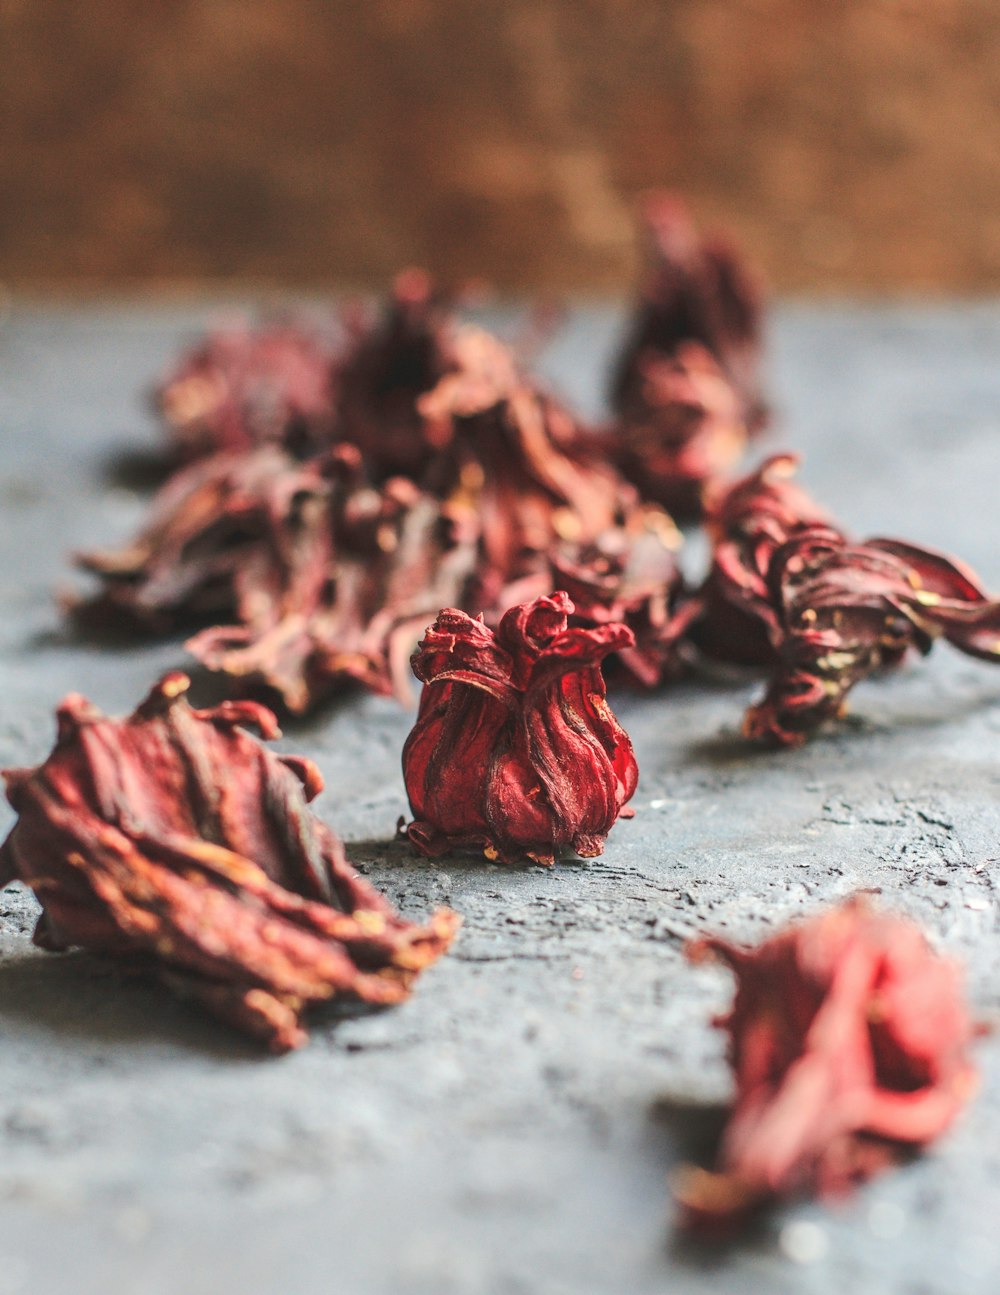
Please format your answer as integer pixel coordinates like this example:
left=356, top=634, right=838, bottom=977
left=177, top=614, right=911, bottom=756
left=2, top=301, right=1000, bottom=1294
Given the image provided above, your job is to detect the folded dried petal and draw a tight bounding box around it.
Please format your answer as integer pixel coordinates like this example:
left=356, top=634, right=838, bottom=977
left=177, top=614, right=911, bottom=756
left=419, top=328, right=635, bottom=608
left=156, top=322, right=339, bottom=460
left=403, top=592, right=638, bottom=864
left=611, top=191, right=767, bottom=433
left=676, top=899, right=978, bottom=1231
left=190, top=468, right=480, bottom=712
left=693, top=454, right=836, bottom=666
left=607, top=342, right=749, bottom=519
left=72, top=446, right=331, bottom=634
left=0, top=674, right=457, bottom=1051
left=550, top=509, right=697, bottom=688
left=744, top=527, right=1000, bottom=745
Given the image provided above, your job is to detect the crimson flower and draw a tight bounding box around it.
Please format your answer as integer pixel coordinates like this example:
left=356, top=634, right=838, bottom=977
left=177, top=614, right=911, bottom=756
left=745, top=526, right=1000, bottom=745
left=610, top=191, right=767, bottom=434
left=0, top=675, right=457, bottom=1051
left=608, top=341, right=749, bottom=520
left=402, top=592, right=638, bottom=864
left=156, top=321, right=338, bottom=460
left=676, top=899, right=979, bottom=1231
left=693, top=454, right=835, bottom=666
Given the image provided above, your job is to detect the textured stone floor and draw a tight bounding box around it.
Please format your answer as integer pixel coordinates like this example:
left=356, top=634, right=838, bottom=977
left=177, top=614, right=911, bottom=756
left=1, top=302, right=1000, bottom=1294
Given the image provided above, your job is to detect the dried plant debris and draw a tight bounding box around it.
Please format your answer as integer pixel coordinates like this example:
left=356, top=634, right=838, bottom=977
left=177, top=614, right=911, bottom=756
left=550, top=509, right=696, bottom=688
left=606, top=341, right=750, bottom=519
left=156, top=320, right=340, bottom=461
left=611, top=191, right=767, bottom=432
left=419, top=326, right=637, bottom=609
left=675, top=899, right=979, bottom=1232
left=0, top=674, right=457, bottom=1051
left=335, top=267, right=464, bottom=482
left=72, top=446, right=332, bottom=635
left=190, top=454, right=481, bottom=712
left=693, top=454, right=834, bottom=666
left=403, top=592, right=638, bottom=864
left=744, top=526, right=1000, bottom=745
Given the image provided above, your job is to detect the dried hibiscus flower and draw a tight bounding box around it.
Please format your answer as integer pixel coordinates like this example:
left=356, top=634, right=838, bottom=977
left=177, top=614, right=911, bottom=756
left=675, top=899, right=979, bottom=1231
left=335, top=267, right=463, bottom=482
left=419, top=327, right=635, bottom=609
left=72, top=445, right=329, bottom=634
left=607, top=341, right=750, bottom=520
left=402, top=592, right=638, bottom=864
left=693, top=454, right=835, bottom=667
left=0, top=674, right=457, bottom=1052
left=550, top=509, right=697, bottom=689
left=745, top=526, right=1000, bottom=745
left=156, top=320, right=339, bottom=461
left=610, top=191, right=767, bottom=434
left=190, top=450, right=480, bottom=712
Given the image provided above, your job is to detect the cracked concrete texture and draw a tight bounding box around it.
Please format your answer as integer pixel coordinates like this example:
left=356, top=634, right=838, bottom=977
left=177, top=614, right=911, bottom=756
left=2, top=303, right=1000, bottom=1293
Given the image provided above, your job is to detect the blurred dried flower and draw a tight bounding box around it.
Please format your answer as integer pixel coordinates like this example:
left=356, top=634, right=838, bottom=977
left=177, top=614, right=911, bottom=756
left=676, top=899, right=979, bottom=1231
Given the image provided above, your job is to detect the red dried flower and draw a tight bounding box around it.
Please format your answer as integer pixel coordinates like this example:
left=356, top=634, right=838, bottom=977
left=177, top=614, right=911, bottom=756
left=72, top=446, right=329, bottom=634
left=418, top=327, right=634, bottom=609
left=190, top=454, right=480, bottom=712
left=676, top=899, right=979, bottom=1230
left=693, top=454, right=835, bottom=666
left=611, top=191, right=767, bottom=434
left=402, top=592, right=638, bottom=864
left=607, top=341, right=750, bottom=519
left=156, top=321, right=339, bottom=460
left=336, top=268, right=462, bottom=482
left=0, top=674, right=458, bottom=1051
left=549, top=509, right=697, bottom=689
left=745, top=526, right=1000, bottom=745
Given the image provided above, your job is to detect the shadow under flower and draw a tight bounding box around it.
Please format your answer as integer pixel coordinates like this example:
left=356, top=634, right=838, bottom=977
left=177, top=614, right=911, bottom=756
left=0, top=945, right=391, bottom=1061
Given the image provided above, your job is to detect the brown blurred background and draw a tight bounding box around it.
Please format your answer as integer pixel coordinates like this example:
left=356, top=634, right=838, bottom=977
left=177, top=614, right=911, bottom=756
left=4, top=0, right=1000, bottom=295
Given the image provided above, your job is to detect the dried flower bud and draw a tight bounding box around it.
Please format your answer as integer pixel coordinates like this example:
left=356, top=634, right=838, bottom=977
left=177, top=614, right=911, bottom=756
left=550, top=510, right=697, bottom=689
left=745, top=527, right=1000, bottom=745
left=608, top=342, right=749, bottom=519
left=0, top=674, right=457, bottom=1051
left=156, top=322, right=338, bottom=460
left=694, top=454, right=835, bottom=666
left=403, top=592, right=638, bottom=864
left=611, top=191, right=767, bottom=433
left=676, top=899, right=979, bottom=1231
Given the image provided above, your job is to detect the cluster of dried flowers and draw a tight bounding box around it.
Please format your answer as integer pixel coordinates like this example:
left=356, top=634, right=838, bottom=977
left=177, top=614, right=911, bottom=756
left=0, top=191, right=986, bottom=1235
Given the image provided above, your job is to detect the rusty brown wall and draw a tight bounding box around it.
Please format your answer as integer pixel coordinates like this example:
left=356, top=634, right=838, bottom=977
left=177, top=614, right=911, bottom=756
left=4, top=0, right=1000, bottom=294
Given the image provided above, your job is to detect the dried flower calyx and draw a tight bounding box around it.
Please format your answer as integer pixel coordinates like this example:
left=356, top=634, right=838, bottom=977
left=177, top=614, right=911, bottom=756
left=403, top=592, right=638, bottom=864
left=606, top=341, right=750, bottom=520
left=189, top=450, right=480, bottom=712
left=745, top=527, right=1000, bottom=745
left=157, top=320, right=339, bottom=461
left=675, top=899, right=979, bottom=1231
left=611, top=191, right=767, bottom=431
left=0, top=674, right=457, bottom=1051
left=693, top=454, right=833, bottom=666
